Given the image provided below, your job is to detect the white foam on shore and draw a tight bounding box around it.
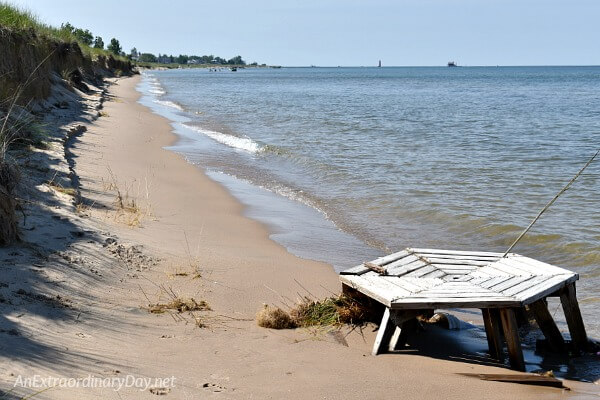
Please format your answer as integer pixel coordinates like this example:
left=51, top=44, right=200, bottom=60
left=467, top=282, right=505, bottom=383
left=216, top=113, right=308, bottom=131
left=153, top=99, right=184, bottom=111
left=149, top=88, right=166, bottom=95
left=180, top=123, right=262, bottom=153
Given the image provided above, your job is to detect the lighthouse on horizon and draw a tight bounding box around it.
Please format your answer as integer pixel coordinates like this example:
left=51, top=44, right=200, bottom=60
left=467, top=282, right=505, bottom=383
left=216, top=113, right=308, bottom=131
left=378, top=60, right=382, bottom=67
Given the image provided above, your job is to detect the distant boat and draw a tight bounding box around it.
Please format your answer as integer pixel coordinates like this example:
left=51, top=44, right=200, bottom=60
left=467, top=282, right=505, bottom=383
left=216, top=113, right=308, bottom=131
left=230, top=67, right=237, bottom=71
left=447, top=61, right=458, bottom=67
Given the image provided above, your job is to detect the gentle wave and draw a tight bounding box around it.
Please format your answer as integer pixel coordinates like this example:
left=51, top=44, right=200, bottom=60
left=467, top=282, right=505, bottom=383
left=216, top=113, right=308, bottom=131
left=149, top=88, right=166, bottom=95
left=180, top=123, right=263, bottom=153
left=153, top=99, right=184, bottom=111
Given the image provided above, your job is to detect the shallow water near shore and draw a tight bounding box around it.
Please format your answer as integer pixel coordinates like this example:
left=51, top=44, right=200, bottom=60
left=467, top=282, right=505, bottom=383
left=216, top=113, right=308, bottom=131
left=136, top=67, right=599, bottom=340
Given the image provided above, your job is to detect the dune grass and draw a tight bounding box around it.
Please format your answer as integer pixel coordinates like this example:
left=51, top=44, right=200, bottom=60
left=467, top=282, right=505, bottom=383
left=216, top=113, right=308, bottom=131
left=0, top=2, right=129, bottom=63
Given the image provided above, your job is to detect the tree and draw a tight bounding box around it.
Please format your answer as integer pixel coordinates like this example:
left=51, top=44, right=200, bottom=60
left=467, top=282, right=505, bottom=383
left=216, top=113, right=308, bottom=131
left=176, top=54, right=189, bottom=64
left=93, top=36, right=104, bottom=49
left=130, top=47, right=139, bottom=59
left=60, top=22, right=93, bottom=46
left=227, top=55, right=245, bottom=65
left=73, top=28, right=93, bottom=45
left=138, top=53, right=157, bottom=63
left=60, top=22, right=74, bottom=33
left=107, top=38, right=122, bottom=55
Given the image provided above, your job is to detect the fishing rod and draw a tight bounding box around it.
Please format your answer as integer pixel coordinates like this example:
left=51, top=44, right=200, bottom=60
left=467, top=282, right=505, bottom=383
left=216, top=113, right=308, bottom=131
left=503, top=149, right=599, bottom=257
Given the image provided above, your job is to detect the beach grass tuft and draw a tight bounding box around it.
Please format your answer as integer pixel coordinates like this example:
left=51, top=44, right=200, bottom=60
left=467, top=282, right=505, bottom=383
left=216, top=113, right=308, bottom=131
left=256, top=295, right=369, bottom=329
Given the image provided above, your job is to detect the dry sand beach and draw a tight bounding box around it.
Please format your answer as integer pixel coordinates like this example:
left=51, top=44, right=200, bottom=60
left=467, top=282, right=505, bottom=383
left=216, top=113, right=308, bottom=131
left=0, top=75, right=597, bottom=399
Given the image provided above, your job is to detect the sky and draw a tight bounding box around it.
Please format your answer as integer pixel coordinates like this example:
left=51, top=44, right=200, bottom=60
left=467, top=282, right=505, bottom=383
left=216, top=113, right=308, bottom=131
left=8, top=0, right=600, bottom=66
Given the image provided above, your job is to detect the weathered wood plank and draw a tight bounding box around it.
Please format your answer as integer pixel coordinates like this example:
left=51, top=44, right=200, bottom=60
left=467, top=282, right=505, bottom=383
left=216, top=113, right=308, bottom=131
left=508, top=255, right=577, bottom=277
left=396, top=318, right=419, bottom=349
left=502, top=275, right=552, bottom=296
left=339, top=275, right=394, bottom=306
left=372, top=308, right=397, bottom=355
left=421, top=269, right=446, bottom=279
left=386, top=257, right=427, bottom=277
left=482, top=308, right=505, bottom=360
left=391, top=297, right=521, bottom=309
left=438, top=269, right=475, bottom=275
left=493, top=258, right=543, bottom=276
left=559, top=282, right=588, bottom=352
left=416, top=253, right=501, bottom=262
left=458, top=373, right=567, bottom=389
left=488, top=276, right=533, bottom=292
left=500, top=308, right=526, bottom=371
left=339, top=264, right=370, bottom=275
left=411, top=292, right=509, bottom=298
left=405, top=264, right=437, bottom=278
left=409, top=248, right=504, bottom=257
left=485, top=262, right=533, bottom=277
left=516, top=274, right=578, bottom=305
left=364, top=261, right=387, bottom=275
left=382, top=276, right=424, bottom=294
left=340, top=250, right=411, bottom=275
left=480, top=275, right=514, bottom=289
left=528, top=299, right=565, bottom=352
left=423, top=258, right=491, bottom=267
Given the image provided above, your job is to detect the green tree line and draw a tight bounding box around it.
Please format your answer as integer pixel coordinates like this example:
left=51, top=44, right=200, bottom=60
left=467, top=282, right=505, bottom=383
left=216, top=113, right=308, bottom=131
left=136, top=52, right=247, bottom=65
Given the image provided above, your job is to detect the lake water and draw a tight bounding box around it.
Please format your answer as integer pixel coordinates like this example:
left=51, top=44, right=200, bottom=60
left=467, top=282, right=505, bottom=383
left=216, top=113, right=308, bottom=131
left=137, top=66, right=599, bottom=338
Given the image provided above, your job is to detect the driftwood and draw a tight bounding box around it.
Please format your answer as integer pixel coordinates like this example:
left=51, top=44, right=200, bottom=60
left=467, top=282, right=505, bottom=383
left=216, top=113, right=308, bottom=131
left=363, top=261, right=387, bottom=275
left=459, top=373, right=568, bottom=389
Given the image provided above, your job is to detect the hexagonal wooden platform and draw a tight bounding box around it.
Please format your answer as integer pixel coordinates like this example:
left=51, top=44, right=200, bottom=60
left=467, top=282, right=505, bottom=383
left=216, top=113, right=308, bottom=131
left=340, top=248, right=589, bottom=371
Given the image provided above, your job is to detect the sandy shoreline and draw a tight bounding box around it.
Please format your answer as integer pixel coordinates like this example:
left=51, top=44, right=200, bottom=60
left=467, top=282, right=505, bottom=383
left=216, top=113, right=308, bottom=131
left=0, top=75, right=596, bottom=399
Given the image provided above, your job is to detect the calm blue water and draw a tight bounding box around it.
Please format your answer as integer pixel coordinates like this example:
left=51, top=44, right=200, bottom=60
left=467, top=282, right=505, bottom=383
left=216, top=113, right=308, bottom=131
left=138, top=66, right=600, bottom=337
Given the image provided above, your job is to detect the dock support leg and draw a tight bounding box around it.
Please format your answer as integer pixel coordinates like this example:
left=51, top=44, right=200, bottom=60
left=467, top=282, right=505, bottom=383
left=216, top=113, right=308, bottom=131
left=389, top=318, right=418, bottom=351
left=499, top=308, right=525, bottom=371
left=482, top=308, right=504, bottom=361
left=529, top=299, right=565, bottom=352
left=560, top=282, right=588, bottom=352
left=372, top=308, right=397, bottom=355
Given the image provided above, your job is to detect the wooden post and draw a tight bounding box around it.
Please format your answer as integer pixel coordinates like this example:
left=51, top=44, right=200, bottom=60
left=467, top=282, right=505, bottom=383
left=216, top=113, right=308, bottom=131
left=372, top=308, right=397, bottom=355
left=389, top=318, right=418, bottom=351
left=559, top=282, right=588, bottom=352
left=499, top=308, right=525, bottom=371
left=482, top=308, right=505, bottom=361
left=528, top=299, right=565, bottom=352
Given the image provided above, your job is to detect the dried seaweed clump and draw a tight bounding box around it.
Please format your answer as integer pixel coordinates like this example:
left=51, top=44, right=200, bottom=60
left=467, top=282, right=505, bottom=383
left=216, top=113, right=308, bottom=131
left=256, top=305, right=296, bottom=329
left=148, top=298, right=210, bottom=314
left=256, top=295, right=369, bottom=329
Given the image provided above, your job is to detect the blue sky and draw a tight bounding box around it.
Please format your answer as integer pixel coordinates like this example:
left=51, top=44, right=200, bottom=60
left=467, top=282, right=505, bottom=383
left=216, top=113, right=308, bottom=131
left=8, top=0, right=600, bottom=66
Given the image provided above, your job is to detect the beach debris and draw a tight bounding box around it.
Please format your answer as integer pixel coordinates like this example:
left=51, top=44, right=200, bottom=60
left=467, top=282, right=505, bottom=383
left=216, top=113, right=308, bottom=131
left=149, top=386, right=170, bottom=395
left=363, top=261, right=387, bottom=275
left=147, top=298, right=210, bottom=314
left=106, top=241, right=159, bottom=271
left=428, top=312, right=463, bottom=330
left=459, top=373, right=569, bottom=389
left=256, top=294, right=370, bottom=330
left=256, top=305, right=296, bottom=329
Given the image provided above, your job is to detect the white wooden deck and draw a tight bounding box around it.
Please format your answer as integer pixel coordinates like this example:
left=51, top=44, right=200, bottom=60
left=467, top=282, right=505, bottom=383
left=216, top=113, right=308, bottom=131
left=340, top=248, right=578, bottom=309
left=340, top=248, right=588, bottom=371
